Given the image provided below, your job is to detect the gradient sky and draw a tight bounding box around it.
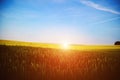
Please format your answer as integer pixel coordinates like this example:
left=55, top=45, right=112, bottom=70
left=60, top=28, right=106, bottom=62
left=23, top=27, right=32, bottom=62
left=0, top=0, right=120, bottom=45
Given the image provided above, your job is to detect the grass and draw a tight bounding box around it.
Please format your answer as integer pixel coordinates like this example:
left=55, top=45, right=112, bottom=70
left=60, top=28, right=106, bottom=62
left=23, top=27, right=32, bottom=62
left=0, top=40, right=120, bottom=80
left=0, top=40, right=120, bottom=50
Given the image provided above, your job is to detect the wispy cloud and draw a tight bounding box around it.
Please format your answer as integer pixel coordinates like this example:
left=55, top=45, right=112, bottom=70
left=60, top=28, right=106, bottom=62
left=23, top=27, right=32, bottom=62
left=92, top=17, right=120, bottom=25
left=80, top=0, right=120, bottom=15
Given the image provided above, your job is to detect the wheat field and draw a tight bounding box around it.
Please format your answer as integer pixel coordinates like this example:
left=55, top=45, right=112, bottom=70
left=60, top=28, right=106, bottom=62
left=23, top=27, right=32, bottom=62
left=0, top=40, right=120, bottom=80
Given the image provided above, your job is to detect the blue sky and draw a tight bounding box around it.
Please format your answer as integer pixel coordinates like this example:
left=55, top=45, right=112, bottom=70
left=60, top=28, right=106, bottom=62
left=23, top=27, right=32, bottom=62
left=0, top=0, right=120, bottom=45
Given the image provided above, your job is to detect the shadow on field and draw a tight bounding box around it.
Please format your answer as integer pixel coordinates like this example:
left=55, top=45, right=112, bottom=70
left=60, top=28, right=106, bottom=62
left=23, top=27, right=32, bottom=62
left=0, top=45, right=120, bottom=80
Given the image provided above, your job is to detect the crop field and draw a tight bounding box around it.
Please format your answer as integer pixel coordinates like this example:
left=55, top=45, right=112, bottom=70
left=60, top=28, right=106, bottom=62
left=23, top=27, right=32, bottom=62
left=0, top=40, right=120, bottom=80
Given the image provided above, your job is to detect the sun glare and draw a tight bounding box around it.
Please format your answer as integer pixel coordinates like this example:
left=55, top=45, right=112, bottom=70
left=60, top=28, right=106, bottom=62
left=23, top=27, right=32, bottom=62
left=62, top=42, right=70, bottom=49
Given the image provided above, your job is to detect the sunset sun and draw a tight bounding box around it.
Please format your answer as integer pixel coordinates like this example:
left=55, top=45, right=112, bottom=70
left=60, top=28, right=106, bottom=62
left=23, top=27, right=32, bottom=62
left=62, top=42, right=70, bottom=49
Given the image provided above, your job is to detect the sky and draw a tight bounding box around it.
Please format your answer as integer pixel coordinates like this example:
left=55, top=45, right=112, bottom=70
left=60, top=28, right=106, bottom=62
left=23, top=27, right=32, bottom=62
left=0, top=0, right=120, bottom=45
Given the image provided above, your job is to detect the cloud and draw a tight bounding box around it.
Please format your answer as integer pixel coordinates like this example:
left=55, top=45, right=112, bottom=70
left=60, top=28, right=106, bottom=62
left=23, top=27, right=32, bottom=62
left=80, top=0, right=120, bottom=15
left=92, top=17, right=120, bottom=25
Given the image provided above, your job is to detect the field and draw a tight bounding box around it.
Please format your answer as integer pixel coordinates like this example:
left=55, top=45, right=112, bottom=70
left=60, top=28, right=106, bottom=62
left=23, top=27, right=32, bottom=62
left=0, top=40, right=120, bottom=80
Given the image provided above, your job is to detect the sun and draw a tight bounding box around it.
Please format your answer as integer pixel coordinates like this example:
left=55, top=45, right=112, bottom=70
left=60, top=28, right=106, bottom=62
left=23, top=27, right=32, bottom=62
left=62, top=42, right=70, bottom=49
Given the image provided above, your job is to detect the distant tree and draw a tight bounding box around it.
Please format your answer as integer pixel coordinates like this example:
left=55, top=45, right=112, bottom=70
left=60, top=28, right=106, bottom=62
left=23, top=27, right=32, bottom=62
left=114, top=41, right=120, bottom=45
